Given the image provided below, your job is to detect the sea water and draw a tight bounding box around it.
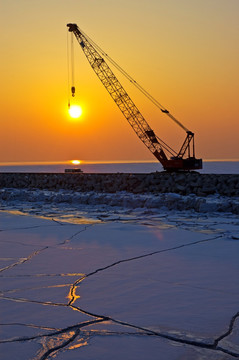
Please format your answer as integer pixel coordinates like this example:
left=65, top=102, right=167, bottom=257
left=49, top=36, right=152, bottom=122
left=0, top=160, right=239, bottom=174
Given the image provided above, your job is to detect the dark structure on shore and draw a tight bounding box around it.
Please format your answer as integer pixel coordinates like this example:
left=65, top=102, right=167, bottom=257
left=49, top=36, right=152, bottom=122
left=0, top=172, right=238, bottom=197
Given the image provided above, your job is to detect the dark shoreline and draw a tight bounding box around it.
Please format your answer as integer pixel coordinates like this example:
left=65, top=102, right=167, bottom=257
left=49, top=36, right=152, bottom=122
left=0, top=172, right=239, bottom=196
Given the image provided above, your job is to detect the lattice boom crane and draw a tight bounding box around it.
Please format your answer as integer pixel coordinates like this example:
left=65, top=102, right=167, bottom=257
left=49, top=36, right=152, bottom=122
left=67, top=23, right=202, bottom=171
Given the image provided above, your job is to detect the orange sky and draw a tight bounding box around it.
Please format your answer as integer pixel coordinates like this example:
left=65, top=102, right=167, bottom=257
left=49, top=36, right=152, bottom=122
left=1, top=0, right=239, bottom=163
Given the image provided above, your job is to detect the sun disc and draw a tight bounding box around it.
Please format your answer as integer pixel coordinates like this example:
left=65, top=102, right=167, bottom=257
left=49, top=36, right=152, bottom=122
left=68, top=105, right=83, bottom=119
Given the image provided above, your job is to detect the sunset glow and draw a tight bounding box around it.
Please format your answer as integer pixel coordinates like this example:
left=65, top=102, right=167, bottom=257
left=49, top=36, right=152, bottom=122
left=1, top=1, right=239, bottom=162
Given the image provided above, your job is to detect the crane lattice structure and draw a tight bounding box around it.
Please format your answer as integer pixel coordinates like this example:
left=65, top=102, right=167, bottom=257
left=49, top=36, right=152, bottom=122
left=67, top=23, right=202, bottom=171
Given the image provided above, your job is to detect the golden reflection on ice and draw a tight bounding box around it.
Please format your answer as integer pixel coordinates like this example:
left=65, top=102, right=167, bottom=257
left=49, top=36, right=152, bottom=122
left=67, top=286, right=81, bottom=303
left=64, top=273, right=85, bottom=277
left=0, top=210, right=29, bottom=217
left=35, top=331, right=77, bottom=360
left=68, top=338, right=88, bottom=350
left=67, top=276, right=85, bottom=306
left=0, top=210, right=101, bottom=225
left=53, top=216, right=101, bottom=225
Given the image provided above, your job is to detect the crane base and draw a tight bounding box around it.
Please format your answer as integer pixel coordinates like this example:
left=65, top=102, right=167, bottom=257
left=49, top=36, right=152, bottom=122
left=162, top=157, right=203, bottom=172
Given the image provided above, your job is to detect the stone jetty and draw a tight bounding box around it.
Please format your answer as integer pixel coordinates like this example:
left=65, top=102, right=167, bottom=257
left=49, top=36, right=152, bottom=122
left=0, top=172, right=239, bottom=196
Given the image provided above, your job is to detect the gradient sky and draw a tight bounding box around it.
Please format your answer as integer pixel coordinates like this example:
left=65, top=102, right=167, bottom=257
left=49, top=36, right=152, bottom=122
left=1, top=0, right=239, bottom=163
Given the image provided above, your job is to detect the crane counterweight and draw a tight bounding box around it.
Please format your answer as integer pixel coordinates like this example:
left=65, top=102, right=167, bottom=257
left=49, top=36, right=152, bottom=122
left=67, top=23, right=202, bottom=171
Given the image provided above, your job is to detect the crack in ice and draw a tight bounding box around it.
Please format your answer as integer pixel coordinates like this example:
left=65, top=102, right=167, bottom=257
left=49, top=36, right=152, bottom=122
left=68, top=233, right=223, bottom=305
left=0, top=247, right=48, bottom=274
left=1, top=210, right=238, bottom=358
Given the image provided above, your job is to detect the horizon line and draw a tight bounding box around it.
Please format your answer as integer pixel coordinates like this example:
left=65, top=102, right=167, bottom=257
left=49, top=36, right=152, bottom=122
left=0, top=159, right=239, bottom=166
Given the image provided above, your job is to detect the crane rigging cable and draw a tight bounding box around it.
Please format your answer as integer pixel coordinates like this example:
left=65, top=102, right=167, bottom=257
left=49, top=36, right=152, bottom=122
left=70, top=32, right=75, bottom=98
left=77, top=26, right=189, bottom=133
left=67, top=32, right=71, bottom=107
left=67, top=31, right=76, bottom=106
left=156, top=136, right=177, bottom=156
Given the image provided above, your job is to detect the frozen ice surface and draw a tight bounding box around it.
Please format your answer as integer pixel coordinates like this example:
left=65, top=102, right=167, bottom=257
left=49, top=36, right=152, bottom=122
left=0, top=188, right=239, bottom=216
left=0, top=192, right=239, bottom=359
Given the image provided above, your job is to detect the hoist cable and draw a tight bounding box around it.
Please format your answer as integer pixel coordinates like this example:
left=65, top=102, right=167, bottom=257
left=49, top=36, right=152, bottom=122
left=71, top=32, right=75, bottom=88
left=67, top=31, right=71, bottom=107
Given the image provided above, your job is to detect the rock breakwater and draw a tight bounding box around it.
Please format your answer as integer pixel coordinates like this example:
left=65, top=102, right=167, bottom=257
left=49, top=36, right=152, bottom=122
left=0, top=172, right=239, bottom=196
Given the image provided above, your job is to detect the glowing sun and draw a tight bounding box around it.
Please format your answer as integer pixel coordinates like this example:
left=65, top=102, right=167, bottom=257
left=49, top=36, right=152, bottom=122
left=68, top=105, right=83, bottom=119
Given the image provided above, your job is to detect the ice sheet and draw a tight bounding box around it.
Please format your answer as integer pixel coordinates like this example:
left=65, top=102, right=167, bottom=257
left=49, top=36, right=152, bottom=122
left=0, top=197, right=239, bottom=359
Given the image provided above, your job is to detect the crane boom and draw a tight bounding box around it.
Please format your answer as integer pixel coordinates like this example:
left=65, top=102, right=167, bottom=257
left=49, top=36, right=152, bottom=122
left=67, top=23, right=202, bottom=171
